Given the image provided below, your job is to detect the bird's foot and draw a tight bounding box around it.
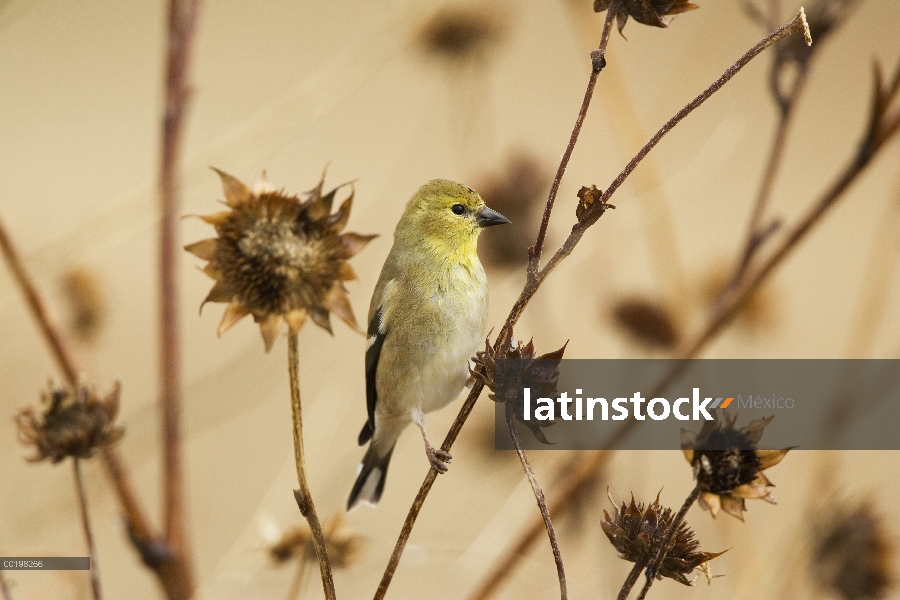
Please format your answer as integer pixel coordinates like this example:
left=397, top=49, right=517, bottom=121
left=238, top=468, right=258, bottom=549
left=426, top=444, right=452, bottom=473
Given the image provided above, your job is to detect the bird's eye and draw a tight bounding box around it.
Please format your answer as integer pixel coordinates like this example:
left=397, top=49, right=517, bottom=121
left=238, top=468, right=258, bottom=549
left=451, top=204, right=465, bottom=215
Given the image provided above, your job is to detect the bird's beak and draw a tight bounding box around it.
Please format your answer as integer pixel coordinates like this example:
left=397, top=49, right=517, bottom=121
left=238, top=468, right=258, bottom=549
left=475, top=206, right=510, bottom=227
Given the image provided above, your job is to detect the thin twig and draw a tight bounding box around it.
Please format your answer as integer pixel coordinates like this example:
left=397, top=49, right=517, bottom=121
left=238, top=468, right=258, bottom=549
left=505, top=403, right=566, bottom=600
left=73, top=458, right=102, bottom=600
left=617, top=558, right=648, bottom=600
left=0, top=217, right=79, bottom=384
left=527, top=4, right=615, bottom=280
left=158, top=0, right=202, bottom=596
left=285, top=558, right=313, bottom=600
left=287, top=334, right=336, bottom=600
left=376, top=11, right=811, bottom=600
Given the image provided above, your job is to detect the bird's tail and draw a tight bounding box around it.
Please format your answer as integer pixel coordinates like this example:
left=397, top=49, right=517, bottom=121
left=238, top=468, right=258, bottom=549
left=347, top=444, right=395, bottom=511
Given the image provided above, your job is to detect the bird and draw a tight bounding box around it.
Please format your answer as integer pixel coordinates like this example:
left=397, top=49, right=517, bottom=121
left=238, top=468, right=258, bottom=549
left=347, top=179, right=509, bottom=510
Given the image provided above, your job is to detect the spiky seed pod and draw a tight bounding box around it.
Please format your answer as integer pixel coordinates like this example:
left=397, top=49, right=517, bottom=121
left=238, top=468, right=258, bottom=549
left=813, top=502, right=894, bottom=600
left=681, top=413, right=791, bottom=520
left=186, top=169, right=376, bottom=352
left=594, top=0, right=699, bottom=35
left=15, top=380, right=124, bottom=463
left=601, top=490, right=726, bottom=585
left=471, top=326, right=567, bottom=444
left=612, top=296, right=680, bottom=350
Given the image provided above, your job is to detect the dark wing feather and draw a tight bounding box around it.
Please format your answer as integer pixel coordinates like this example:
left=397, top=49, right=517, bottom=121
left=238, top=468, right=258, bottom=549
left=358, top=305, right=385, bottom=445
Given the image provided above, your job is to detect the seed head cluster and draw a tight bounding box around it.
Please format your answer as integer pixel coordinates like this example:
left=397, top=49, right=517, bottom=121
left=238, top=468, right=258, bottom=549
left=682, top=413, right=790, bottom=519
left=601, top=490, right=726, bottom=585
left=186, top=169, right=375, bottom=351
left=16, top=380, right=123, bottom=463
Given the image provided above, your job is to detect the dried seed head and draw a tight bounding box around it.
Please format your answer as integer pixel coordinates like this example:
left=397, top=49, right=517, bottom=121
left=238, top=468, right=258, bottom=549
left=682, top=413, right=790, bottom=520
left=476, top=153, right=549, bottom=269
left=186, top=169, right=376, bottom=352
left=267, top=516, right=363, bottom=570
left=813, top=502, right=894, bottom=600
left=612, top=296, right=680, bottom=350
left=416, top=5, right=506, bottom=64
left=59, top=267, right=106, bottom=344
left=594, top=0, right=699, bottom=35
left=601, top=490, right=726, bottom=585
left=15, top=380, right=124, bottom=463
left=471, top=325, right=567, bottom=444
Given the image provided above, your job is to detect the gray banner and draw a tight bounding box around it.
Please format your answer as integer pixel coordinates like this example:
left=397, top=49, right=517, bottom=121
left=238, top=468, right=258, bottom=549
left=0, top=557, right=90, bottom=570
left=493, top=359, right=900, bottom=450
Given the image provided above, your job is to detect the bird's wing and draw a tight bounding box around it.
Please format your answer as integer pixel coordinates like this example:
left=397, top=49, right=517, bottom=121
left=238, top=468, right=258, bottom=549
left=359, top=279, right=395, bottom=445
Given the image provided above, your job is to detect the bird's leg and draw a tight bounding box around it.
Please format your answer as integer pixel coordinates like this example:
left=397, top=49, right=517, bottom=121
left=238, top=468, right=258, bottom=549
left=412, top=408, right=452, bottom=473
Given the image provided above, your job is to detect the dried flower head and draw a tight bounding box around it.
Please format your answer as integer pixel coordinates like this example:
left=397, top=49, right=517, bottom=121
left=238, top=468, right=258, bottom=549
left=186, top=169, right=375, bottom=352
left=476, top=152, right=549, bottom=269
left=60, top=266, right=106, bottom=344
left=15, top=380, right=123, bottom=463
left=594, top=0, right=699, bottom=35
left=471, top=326, right=566, bottom=444
left=682, top=413, right=790, bottom=520
left=601, top=490, right=726, bottom=585
left=416, top=5, right=505, bottom=64
left=576, top=184, right=615, bottom=225
left=268, top=517, right=363, bottom=570
left=813, top=502, right=894, bottom=600
left=612, top=296, right=680, bottom=350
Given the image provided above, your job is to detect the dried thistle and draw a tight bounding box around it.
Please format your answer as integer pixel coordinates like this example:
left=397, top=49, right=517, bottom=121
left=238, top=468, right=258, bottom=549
left=594, top=0, right=699, bottom=35
left=471, top=327, right=566, bottom=444
left=476, top=153, right=549, bottom=269
left=813, top=502, right=894, bottom=600
left=681, top=413, right=790, bottom=520
left=612, top=296, right=680, bottom=350
left=186, top=169, right=376, bottom=352
left=601, top=490, right=726, bottom=585
left=416, top=5, right=505, bottom=64
left=15, top=380, right=124, bottom=463
left=268, top=518, right=363, bottom=570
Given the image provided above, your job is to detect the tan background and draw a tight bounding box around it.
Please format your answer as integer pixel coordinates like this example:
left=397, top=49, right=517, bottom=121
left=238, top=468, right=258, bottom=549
left=1, top=0, right=899, bottom=598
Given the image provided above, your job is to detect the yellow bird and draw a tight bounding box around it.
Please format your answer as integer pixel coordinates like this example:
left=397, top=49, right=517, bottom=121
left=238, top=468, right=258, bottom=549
left=348, top=179, right=509, bottom=510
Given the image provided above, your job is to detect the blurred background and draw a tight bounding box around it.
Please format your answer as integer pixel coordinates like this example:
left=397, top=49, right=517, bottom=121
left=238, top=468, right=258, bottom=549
left=1, top=0, right=899, bottom=598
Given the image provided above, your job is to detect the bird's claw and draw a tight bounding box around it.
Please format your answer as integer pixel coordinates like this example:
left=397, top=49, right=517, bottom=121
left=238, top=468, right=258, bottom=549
left=426, top=446, right=452, bottom=473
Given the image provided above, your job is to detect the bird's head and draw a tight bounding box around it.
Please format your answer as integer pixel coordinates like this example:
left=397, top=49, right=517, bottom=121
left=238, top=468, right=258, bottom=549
left=398, top=179, right=510, bottom=261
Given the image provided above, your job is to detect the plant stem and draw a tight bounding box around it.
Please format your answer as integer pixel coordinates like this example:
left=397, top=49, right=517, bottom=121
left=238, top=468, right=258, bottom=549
left=285, top=558, right=312, bottom=600
left=643, top=485, right=700, bottom=583
left=287, top=334, right=336, bottom=600
left=73, top=458, right=102, bottom=600
left=505, top=403, right=566, bottom=600
left=616, top=558, right=648, bottom=600
left=528, top=4, right=615, bottom=280
left=376, top=11, right=811, bottom=600
left=0, top=216, right=79, bottom=384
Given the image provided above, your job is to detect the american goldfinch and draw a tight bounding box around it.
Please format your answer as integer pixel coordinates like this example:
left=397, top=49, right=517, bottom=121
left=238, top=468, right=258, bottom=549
left=347, top=179, right=509, bottom=510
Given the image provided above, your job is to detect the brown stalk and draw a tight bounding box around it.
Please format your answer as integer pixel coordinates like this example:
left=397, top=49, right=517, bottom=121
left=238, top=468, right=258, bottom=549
left=632, top=484, right=701, bottom=600
left=617, top=559, right=648, bottom=600
left=0, top=572, right=9, bottom=600
left=73, top=458, right=102, bottom=600
left=287, top=334, right=336, bottom=600
left=527, top=4, right=615, bottom=281
left=505, top=403, right=566, bottom=599
left=157, top=0, right=202, bottom=596
left=376, top=10, right=811, bottom=600
left=473, top=28, right=900, bottom=600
